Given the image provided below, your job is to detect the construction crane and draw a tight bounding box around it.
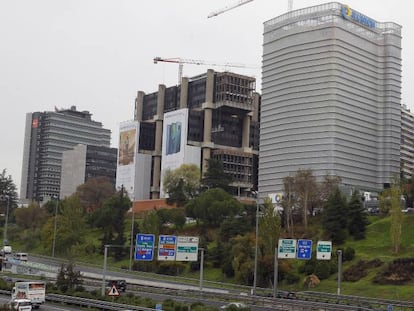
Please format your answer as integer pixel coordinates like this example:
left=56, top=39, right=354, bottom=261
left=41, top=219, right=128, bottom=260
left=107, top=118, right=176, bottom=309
left=207, top=0, right=253, bottom=18
left=208, top=0, right=293, bottom=18
left=153, top=56, right=258, bottom=84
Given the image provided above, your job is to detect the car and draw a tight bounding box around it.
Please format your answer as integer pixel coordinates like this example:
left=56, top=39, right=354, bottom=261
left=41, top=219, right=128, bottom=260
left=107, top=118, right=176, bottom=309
left=276, top=290, right=297, bottom=299
left=220, top=302, right=249, bottom=310
left=8, top=298, right=32, bottom=311
left=108, top=279, right=126, bottom=292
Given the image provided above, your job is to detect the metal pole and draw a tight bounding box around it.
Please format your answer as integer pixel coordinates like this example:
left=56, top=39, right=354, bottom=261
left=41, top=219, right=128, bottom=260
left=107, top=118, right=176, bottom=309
left=3, top=195, right=10, bottom=246
left=129, top=211, right=135, bottom=271
left=101, top=245, right=109, bottom=296
left=273, top=247, right=278, bottom=298
left=52, top=199, right=58, bottom=257
left=199, top=248, right=204, bottom=293
left=337, top=249, right=342, bottom=297
left=252, top=200, right=259, bottom=295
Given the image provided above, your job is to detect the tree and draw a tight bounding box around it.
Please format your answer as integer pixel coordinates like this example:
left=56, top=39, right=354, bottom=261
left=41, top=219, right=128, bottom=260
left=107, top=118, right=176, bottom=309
left=40, top=195, right=87, bottom=256
left=76, top=176, right=115, bottom=213
left=282, top=176, right=295, bottom=236
left=294, top=169, right=317, bottom=229
left=91, top=190, right=131, bottom=259
left=0, top=169, right=18, bottom=225
left=387, top=177, right=403, bottom=254
left=14, top=202, right=48, bottom=248
left=56, top=262, right=83, bottom=292
left=201, top=159, right=233, bottom=192
left=347, top=191, right=369, bottom=240
left=163, top=164, right=200, bottom=206
left=321, top=188, right=348, bottom=244
left=185, top=188, right=242, bottom=227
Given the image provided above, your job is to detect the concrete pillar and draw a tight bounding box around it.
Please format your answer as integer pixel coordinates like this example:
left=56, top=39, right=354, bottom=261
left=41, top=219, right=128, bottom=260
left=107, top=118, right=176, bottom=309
left=202, top=69, right=215, bottom=176
left=252, top=92, right=260, bottom=123
left=242, top=115, right=250, bottom=148
left=134, top=91, right=145, bottom=121
left=152, top=84, right=165, bottom=198
left=180, top=77, right=189, bottom=109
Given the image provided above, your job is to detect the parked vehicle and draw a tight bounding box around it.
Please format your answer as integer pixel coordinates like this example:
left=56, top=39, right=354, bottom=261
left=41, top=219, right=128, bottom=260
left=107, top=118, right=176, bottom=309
left=8, top=298, right=32, bottom=311
left=108, top=279, right=126, bottom=292
left=13, top=253, right=28, bottom=262
left=1, top=245, right=12, bottom=256
left=11, top=282, right=45, bottom=308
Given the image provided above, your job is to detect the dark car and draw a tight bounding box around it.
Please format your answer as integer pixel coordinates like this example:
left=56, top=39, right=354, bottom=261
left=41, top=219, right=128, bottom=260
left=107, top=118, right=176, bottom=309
left=108, top=279, right=126, bottom=292
left=277, top=290, right=297, bottom=299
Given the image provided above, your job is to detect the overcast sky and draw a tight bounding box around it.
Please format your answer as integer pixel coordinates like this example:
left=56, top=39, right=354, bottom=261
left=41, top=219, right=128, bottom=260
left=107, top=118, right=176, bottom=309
left=1, top=0, right=411, bottom=194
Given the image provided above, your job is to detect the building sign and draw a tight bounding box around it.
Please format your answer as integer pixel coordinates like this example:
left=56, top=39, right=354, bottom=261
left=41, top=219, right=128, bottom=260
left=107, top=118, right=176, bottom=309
left=341, top=5, right=376, bottom=29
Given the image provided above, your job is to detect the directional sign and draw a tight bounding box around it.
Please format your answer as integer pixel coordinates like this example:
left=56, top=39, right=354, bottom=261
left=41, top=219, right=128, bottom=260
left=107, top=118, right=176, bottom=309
left=297, top=239, right=312, bottom=260
left=277, top=239, right=297, bottom=259
left=158, top=235, right=177, bottom=261
left=176, top=236, right=199, bottom=261
left=316, top=240, right=332, bottom=260
left=135, top=233, right=155, bottom=261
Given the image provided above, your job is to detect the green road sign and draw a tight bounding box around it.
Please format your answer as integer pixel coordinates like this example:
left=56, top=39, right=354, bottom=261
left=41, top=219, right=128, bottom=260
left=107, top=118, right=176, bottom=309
left=277, top=238, right=297, bottom=259
left=316, top=240, right=332, bottom=260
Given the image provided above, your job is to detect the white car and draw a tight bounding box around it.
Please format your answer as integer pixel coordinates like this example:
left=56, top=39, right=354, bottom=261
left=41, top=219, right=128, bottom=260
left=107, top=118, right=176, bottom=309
left=9, top=299, right=32, bottom=311
left=220, top=302, right=248, bottom=310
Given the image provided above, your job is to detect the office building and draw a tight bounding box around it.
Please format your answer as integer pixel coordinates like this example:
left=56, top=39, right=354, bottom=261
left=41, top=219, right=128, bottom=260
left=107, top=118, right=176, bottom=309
left=20, top=106, right=111, bottom=203
left=129, top=69, right=260, bottom=200
left=259, top=3, right=402, bottom=199
left=60, top=144, right=117, bottom=199
left=401, top=105, right=414, bottom=180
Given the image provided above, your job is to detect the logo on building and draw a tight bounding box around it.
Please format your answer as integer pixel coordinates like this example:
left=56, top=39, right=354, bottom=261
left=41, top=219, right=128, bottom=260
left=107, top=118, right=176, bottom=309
left=341, top=5, right=376, bottom=29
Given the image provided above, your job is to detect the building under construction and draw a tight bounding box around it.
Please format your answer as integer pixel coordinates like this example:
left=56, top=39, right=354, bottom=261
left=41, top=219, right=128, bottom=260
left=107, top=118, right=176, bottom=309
left=134, top=69, right=260, bottom=199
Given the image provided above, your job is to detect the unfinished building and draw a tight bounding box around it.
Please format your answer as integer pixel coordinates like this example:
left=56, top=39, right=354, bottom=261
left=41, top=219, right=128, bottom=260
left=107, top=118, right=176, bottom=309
left=134, top=69, right=260, bottom=199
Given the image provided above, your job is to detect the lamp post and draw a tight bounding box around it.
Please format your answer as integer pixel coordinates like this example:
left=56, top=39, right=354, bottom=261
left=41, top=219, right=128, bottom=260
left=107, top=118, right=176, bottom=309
left=337, top=249, right=343, bottom=297
left=101, top=244, right=124, bottom=296
left=252, top=193, right=259, bottom=295
left=1, top=195, right=10, bottom=246
left=129, top=211, right=135, bottom=271
left=52, top=197, right=59, bottom=257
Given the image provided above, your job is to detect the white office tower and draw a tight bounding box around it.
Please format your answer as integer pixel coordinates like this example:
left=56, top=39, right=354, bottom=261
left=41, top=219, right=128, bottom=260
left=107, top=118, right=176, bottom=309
left=259, top=3, right=401, bottom=198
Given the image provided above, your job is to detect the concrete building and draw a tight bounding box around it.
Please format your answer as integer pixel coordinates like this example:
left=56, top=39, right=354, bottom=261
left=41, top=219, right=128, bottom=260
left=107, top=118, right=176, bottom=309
left=20, top=106, right=111, bottom=203
left=131, top=69, right=260, bottom=200
left=401, top=105, right=414, bottom=180
left=60, top=144, right=117, bottom=199
left=259, top=2, right=402, bottom=199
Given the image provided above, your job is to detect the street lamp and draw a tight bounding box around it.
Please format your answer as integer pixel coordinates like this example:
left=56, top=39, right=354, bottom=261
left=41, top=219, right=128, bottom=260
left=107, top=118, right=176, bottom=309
left=252, top=191, right=259, bottom=295
left=1, top=195, right=10, bottom=246
left=101, top=244, right=124, bottom=296
left=52, top=197, right=59, bottom=257
left=337, top=249, right=343, bottom=297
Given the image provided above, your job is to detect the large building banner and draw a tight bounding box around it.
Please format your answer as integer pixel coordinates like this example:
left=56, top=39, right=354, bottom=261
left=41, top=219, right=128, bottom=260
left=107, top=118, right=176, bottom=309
left=160, top=108, right=200, bottom=197
left=116, top=120, right=139, bottom=199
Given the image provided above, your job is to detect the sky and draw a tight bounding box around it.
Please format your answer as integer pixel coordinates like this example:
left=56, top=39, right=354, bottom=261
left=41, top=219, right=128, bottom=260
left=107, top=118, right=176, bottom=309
left=0, top=0, right=412, bottom=194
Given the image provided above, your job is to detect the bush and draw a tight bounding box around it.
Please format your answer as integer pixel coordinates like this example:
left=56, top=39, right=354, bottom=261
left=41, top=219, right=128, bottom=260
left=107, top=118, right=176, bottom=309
left=342, top=247, right=355, bottom=262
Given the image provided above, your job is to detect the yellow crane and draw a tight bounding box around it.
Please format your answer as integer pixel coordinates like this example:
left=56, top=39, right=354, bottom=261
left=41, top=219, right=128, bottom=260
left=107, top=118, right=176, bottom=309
left=153, top=56, right=258, bottom=84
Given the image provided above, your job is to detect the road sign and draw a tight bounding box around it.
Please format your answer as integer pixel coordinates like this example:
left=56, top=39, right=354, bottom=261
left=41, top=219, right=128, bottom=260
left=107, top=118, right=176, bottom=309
left=316, top=240, right=332, bottom=260
left=277, top=239, right=297, bottom=259
left=176, top=236, right=199, bottom=261
left=107, top=285, right=120, bottom=296
left=297, top=239, right=312, bottom=260
left=158, top=235, right=177, bottom=261
left=135, top=233, right=155, bottom=261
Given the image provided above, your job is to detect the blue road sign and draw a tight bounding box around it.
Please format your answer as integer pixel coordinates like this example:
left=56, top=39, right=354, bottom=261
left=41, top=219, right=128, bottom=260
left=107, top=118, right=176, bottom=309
left=158, top=235, right=177, bottom=261
left=135, top=233, right=155, bottom=261
left=297, top=239, right=312, bottom=260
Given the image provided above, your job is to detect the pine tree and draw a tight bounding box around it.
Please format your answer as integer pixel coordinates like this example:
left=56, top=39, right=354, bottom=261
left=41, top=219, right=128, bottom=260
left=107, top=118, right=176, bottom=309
left=321, top=188, right=348, bottom=244
left=347, top=191, right=369, bottom=240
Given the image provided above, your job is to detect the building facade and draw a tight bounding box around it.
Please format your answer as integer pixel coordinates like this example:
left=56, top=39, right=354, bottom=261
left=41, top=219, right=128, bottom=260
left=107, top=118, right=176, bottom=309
left=133, top=69, right=260, bottom=200
left=401, top=105, right=414, bottom=180
left=60, top=144, right=117, bottom=199
left=259, top=2, right=402, bottom=199
left=20, top=106, right=111, bottom=203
